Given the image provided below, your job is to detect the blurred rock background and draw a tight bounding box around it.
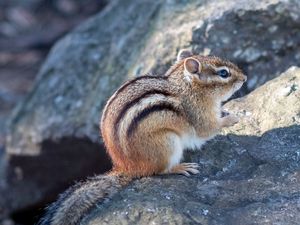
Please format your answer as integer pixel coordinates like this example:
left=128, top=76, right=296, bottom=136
left=0, top=0, right=108, bottom=224
left=0, top=0, right=107, bottom=148
left=1, top=0, right=300, bottom=224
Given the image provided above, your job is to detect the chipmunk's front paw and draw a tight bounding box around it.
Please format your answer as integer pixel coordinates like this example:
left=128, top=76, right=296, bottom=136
left=222, top=114, right=239, bottom=127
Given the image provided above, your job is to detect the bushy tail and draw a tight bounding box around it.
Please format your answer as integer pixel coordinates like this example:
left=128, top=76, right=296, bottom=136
left=38, top=173, right=132, bottom=225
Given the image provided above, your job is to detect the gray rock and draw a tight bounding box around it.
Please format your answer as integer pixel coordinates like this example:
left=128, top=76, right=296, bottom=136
left=192, top=0, right=300, bottom=96
left=82, top=67, right=300, bottom=225
left=0, top=147, right=8, bottom=218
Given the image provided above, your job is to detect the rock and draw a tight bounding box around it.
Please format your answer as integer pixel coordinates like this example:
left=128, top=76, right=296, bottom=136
left=0, top=146, right=8, bottom=219
left=224, top=66, right=300, bottom=135
left=135, top=0, right=300, bottom=96
left=2, top=0, right=300, bottom=222
left=81, top=67, right=300, bottom=225
left=192, top=0, right=300, bottom=95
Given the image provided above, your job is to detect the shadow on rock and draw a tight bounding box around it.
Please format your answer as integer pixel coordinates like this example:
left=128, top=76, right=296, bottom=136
left=2, top=137, right=111, bottom=224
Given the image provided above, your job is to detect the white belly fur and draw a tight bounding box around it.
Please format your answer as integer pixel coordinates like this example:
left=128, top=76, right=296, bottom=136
left=167, top=131, right=208, bottom=170
left=181, top=132, right=206, bottom=151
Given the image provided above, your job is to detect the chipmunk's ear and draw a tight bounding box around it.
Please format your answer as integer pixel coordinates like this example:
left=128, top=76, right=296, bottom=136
left=177, top=49, right=193, bottom=61
left=183, top=57, right=203, bottom=82
left=184, top=57, right=202, bottom=74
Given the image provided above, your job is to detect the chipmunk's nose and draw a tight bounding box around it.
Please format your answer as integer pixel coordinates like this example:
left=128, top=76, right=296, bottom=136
left=242, top=75, right=247, bottom=82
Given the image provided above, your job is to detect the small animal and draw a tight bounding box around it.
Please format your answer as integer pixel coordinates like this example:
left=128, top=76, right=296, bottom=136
left=39, top=50, right=247, bottom=225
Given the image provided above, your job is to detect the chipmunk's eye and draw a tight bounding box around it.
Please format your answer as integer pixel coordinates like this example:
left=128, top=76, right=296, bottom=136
left=216, top=67, right=230, bottom=78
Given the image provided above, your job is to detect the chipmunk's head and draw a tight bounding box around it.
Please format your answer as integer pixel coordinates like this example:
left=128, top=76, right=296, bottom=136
left=175, top=49, right=247, bottom=101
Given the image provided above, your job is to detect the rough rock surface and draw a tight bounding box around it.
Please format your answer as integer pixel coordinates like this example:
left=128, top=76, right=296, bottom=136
left=82, top=67, right=300, bottom=225
left=2, top=0, right=300, bottom=222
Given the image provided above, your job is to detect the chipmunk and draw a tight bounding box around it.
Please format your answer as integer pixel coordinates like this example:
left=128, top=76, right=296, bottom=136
left=39, top=50, right=247, bottom=225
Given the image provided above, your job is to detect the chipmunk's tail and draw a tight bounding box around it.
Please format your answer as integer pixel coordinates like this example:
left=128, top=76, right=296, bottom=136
left=38, top=172, right=132, bottom=225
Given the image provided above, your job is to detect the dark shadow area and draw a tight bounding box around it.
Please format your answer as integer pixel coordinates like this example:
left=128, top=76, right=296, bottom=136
left=11, top=205, right=43, bottom=225
left=5, top=137, right=112, bottom=225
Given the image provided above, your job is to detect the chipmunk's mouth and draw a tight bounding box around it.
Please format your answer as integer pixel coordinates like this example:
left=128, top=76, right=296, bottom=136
left=234, top=81, right=244, bottom=91
left=221, top=81, right=244, bottom=102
